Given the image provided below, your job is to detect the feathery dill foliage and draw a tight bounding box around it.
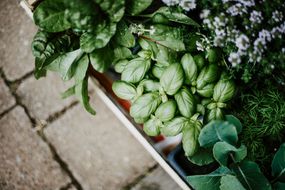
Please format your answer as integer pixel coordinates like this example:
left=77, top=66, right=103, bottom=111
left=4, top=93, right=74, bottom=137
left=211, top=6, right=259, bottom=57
left=236, top=87, right=285, bottom=172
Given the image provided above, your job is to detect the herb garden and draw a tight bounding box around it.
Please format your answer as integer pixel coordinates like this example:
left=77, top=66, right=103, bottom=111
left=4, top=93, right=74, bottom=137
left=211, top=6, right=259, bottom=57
left=30, top=0, right=285, bottom=189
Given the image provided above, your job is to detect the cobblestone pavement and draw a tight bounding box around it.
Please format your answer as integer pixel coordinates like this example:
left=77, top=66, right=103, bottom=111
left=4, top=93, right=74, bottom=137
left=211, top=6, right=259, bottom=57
left=0, top=1, right=182, bottom=189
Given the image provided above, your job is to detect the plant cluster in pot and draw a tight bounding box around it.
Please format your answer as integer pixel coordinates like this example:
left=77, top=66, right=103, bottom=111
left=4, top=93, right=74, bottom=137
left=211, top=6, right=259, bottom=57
left=28, top=0, right=285, bottom=189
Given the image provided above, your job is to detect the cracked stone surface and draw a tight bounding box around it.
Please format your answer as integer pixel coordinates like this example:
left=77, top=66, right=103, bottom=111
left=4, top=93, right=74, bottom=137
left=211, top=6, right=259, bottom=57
left=131, top=167, right=182, bottom=190
left=0, top=77, right=16, bottom=114
left=16, top=72, right=75, bottom=121
left=0, top=0, right=36, bottom=81
left=0, top=106, right=70, bottom=190
left=44, top=94, right=157, bottom=190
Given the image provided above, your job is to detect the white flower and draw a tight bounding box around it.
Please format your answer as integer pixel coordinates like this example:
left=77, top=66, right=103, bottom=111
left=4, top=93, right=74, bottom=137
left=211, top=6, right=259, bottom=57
left=272, top=10, right=283, bottom=23
left=259, top=29, right=272, bottom=42
left=250, top=10, right=263, bottom=24
left=196, top=41, right=204, bottom=51
left=162, top=0, right=179, bottom=6
left=200, top=9, right=210, bottom=19
left=228, top=52, right=241, bottom=67
left=214, top=36, right=224, bottom=47
left=179, top=0, right=196, bottom=11
left=227, top=3, right=247, bottom=16
left=235, top=34, right=250, bottom=51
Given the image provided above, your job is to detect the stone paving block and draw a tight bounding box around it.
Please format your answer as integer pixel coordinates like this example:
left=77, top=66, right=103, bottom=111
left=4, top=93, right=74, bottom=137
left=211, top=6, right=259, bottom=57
left=131, top=167, right=182, bottom=190
left=45, top=94, right=156, bottom=190
left=0, top=0, right=36, bottom=81
left=16, top=72, right=75, bottom=120
left=0, top=77, right=16, bottom=114
left=0, top=106, right=70, bottom=190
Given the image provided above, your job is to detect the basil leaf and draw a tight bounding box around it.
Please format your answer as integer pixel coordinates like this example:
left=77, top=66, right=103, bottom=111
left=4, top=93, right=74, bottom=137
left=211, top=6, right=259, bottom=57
left=80, top=22, right=117, bottom=53
left=130, top=92, right=161, bottom=119
left=112, top=81, right=137, bottom=100
left=220, top=175, right=246, bottom=190
left=197, top=83, right=215, bottom=98
left=33, top=0, right=71, bottom=32
left=155, top=100, right=176, bottom=122
left=271, top=143, right=285, bottom=182
left=213, top=79, right=236, bottom=103
left=143, top=117, right=161, bottom=136
left=114, top=21, right=135, bottom=48
left=126, top=0, right=153, bottom=16
left=122, top=57, right=151, bottom=83
left=213, top=142, right=247, bottom=166
left=181, top=53, right=198, bottom=85
left=206, top=107, right=224, bottom=122
left=197, top=64, right=220, bottom=89
left=138, top=79, right=160, bottom=92
left=89, top=46, right=114, bottom=73
left=138, top=38, right=159, bottom=60
left=134, top=117, right=149, bottom=124
left=231, top=161, right=272, bottom=190
left=174, top=88, right=196, bottom=118
left=152, top=65, right=165, bottom=79
left=160, top=63, right=184, bottom=95
left=156, top=45, right=177, bottom=66
left=113, top=46, right=133, bottom=60
left=182, top=120, right=201, bottom=157
left=95, top=0, right=125, bottom=22
left=161, top=117, right=187, bottom=136
left=199, top=120, right=238, bottom=148
left=46, top=49, right=83, bottom=81
left=114, top=60, right=129, bottom=73
left=75, top=77, right=96, bottom=115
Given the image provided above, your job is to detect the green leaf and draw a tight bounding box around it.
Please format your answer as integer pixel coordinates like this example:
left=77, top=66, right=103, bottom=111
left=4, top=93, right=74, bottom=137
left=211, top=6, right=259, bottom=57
left=113, top=46, right=133, bottom=60
left=46, top=49, right=83, bottom=81
left=187, top=167, right=232, bottom=190
left=61, top=86, right=75, bottom=99
left=156, top=45, right=177, bottom=66
left=181, top=53, right=198, bottom=85
left=198, top=120, right=238, bottom=148
left=213, top=79, right=236, bottom=103
left=74, top=54, right=89, bottom=83
left=155, top=100, right=177, bottom=122
left=205, top=107, right=224, bottom=123
left=182, top=121, right=201, bottom=157
left=152, top=65, right=165, bottom=79
left=220, top=175, right=246, bottom=190
left=225, top=115, right=242, bottom=134
left=143, top=116, right=161, bottom=136
left=231, top=161, right=272, bottom=190
left=112, top=81, right=137, bottom=100
left=114, top=60, right=129, bottom=73
left=174, top=88, right=196, bottom=118
left=89, top=46, right=114, bottom=73
left=122, top=57, right=151, bottom=83
left=161, top=117, right=187, bottom=136
left=160, top=63, right=184, bottom=95
left=138, top=79, right=160, bottom=92
left=197, top=64, right=220, bottom=89
left=95, top=0, right=125, bottom=22
left=130, top=92, right=161, bottom=119
left=273, top=182, right=285, bottom=190
left=80, top=22, right=117, bottom=53
left=213, top=142, right=247, bottom=166
left=75, top=77, right=96, bottom=115
left=114, top=21, right=135, bottom=48
left=187, top=147, right=215, bottom=166
left=197, top=83, right=215, bottom=98
left=152, top=7, right=200, bottom=26
left=272, top=143, right=285, bottom=182
left=33, top=0, right=71, bottom=32
left=126, top=0, right=153, bottom=15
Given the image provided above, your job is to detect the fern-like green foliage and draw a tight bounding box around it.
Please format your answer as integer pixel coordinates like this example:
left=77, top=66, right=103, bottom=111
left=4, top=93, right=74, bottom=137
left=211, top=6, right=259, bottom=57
left=234, top=87, right=285, bottom=175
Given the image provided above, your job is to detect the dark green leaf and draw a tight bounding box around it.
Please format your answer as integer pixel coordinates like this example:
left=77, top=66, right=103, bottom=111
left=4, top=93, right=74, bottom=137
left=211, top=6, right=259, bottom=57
left=160, top=63, right=184, bottom=95
left=198, top=120, right=238, bottom=148
left=273, top=182, right=285, bottom=190
left=114, top=21, right=135, bottom=48
left=272, top=143, right=285, bottom=182
left=89, top=46, right=114, bottom=73
left=231, top=161, right=272, bottom=190
left=225, top=115, right=242, bottom=134
left=220, top=175, right=246, bottom=190
left=213, top=142, right=247, bottom=166
left=126, top=0, right=153, bottom=15
left=188, top=147, right=215, bottom=166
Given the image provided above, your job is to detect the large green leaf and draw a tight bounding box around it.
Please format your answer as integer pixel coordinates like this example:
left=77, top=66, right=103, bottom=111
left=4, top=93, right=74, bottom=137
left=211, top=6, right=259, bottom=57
left=273, top=182, right=285, bottom=190
left=143, top=116, right=161, bottom=136
left=225, top=115, right=243, bottom=134
left=126, top=0, right=153, bottom=15
left=112, top=81, right=137, bottom=100
left=187, top=147, right=215, bottom=166
left=161, top=117, right=187, bottom=136
left=138, top=79, right=160, bottom=92
left=130, top=92, right=161, bottom=119
left=213, top=142, right=247, bottom=166
left=174, top=88, right=196, bottom=118
left=181, top=53, right=198, bottom=85
left=46, top=49, right=83, bottom=81
left=198, top=121, right=238, bottom=148
left=89, top=46, right=114, bottom=73
left=272, top=143, right=285, bottom=182
left=220, top=175, right=246, bottom=190
left=80, top=22, right=117, bottom=53
left=75, top=77, right=96, bottom=115
left=213, top=79, right=236, bottom=103
left=182, top=121, right=201, bottom=157
left=121, top=57, right=151, bottom=83
left=155, top=100, right=177, bottom=122
left=160, top=63, right=184, bottom=95
left=33, top=0, right=71, bottom=32
left=74, top=54, right=89, bottom=83
left=232, top=161, right=272, bottom=190
left=114, top=21, right=135, bottom=48
left=95, top=0, right=125, bottom=22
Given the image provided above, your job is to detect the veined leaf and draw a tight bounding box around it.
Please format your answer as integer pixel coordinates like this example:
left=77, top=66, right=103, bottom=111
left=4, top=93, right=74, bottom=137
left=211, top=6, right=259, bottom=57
left=187, top=147, right=215, bottom=166
left=143, top=116, right=161, bottom=136
left=161, top=117, right=187, bottom=136
left=155, top=100, right=177, bottom=122
left=174, top=88, right=196, bottom=118
left=126, top=0, right=153, bottom=16
left=112, top=80, right=137, bottom=100
left=272, top=143, right=285, bottom=182
left=220, top=175, right=246, bottom=190
left=181, top=53, right=198, bottom=85
left=182, top=120, right=201, bottom=157
left=89, top=46, right=114, bottom=73
left=114, top=21, right=135, bottom=48
left=225, top=115, right=242, bottom=134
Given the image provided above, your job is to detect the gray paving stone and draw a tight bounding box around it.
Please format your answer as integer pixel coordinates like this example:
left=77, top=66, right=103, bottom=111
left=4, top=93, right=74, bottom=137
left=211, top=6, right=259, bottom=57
left=131, top=167, right=182, bottom=190
left=0, top=77, right=16, bottom=114
left=0, top=0, right=36, bottom=81
left=0, top=106, right=70, bottom=190
left=45, top=94, right=156, bottom=190
left=16, top=72, right=75, bottom=121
